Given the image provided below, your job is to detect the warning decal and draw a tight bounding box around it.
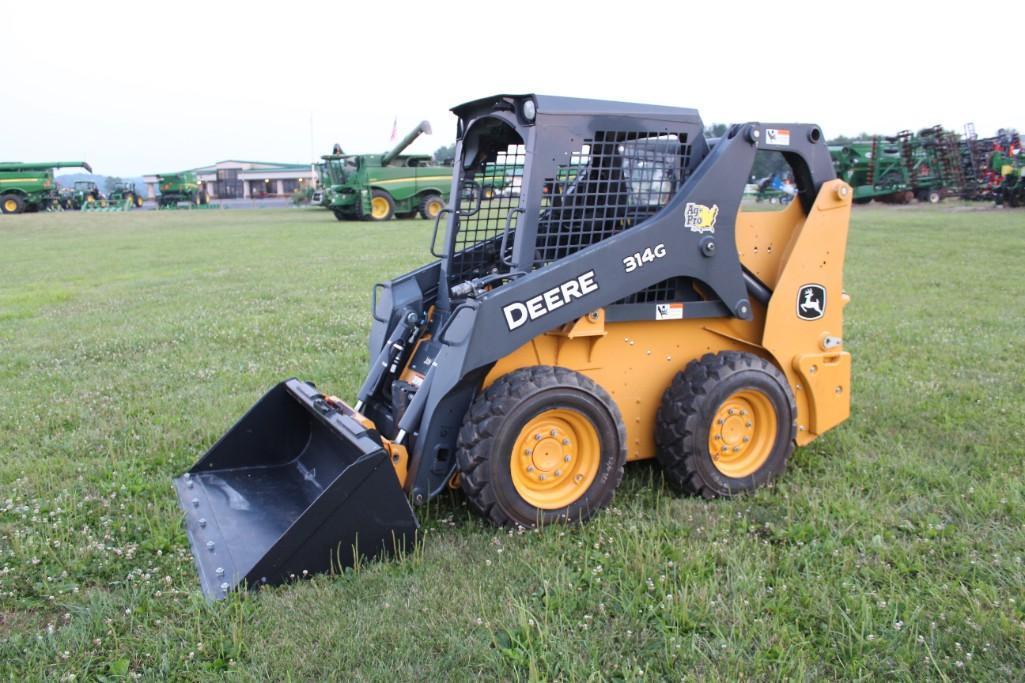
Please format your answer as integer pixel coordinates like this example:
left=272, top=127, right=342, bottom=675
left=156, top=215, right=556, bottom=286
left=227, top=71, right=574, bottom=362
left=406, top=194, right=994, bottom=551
left=655, top=303, right=684, bottom=320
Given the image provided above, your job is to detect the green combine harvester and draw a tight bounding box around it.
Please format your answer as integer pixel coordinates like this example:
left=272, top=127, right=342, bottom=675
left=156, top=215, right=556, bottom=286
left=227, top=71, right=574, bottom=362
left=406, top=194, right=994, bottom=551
left=157, top=171, right=210, bottom=209
left=0, top=161, right=93, bottom=214
left=312, top=162, right=328, bottom=206
left=313, top=152, right=349, bottom=208
left=829, top=138, right=913, bottom=204
left=326, top=121, right=452, bottom=222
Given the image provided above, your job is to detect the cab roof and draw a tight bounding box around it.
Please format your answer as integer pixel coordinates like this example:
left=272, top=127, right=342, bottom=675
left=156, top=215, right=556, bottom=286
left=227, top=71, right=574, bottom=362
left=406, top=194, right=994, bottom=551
left=451, top=94, right=701, bottom=124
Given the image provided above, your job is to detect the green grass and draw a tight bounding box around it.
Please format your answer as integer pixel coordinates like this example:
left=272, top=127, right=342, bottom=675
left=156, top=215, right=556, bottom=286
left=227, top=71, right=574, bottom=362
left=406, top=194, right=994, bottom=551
left=1, top=205, right=1024, bottom=680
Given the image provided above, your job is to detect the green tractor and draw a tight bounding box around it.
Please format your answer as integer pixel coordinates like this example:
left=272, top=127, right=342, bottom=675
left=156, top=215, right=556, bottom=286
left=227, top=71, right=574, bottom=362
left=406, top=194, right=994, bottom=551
left=0, top=161, right=93, bottom=214
left=64, top=180, right=107, bottom=210
left=157, top=171, right=209, bottom=208
left=479, top=161, right=523, bottom=199
left=998, top=168, right=1025, bottom=207
left=829, top=137, right=913, bottom=204
left=326, top=121, right=452, bottom=222
left=107, top=181, right=145, bottom=209
left=994, top=143, right=1024, bottom=208
left=960, top=128, right=1022, bottom=203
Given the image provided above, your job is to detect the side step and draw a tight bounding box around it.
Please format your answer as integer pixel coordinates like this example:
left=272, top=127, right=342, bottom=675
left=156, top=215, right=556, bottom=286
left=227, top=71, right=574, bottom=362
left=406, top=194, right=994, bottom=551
left=173, top=379, right=418, bottom=600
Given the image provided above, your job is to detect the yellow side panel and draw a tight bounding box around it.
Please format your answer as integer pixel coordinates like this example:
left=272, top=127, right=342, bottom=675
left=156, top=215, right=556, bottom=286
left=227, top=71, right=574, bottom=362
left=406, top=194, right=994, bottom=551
left=482, top=181, right=852, bottom=458
left=792, top=352, right=851, bottom=434
left=735, top=200, right=805, bottom=289
left=761, top=180, right=852, bottom=445
left=485, top=316, right=770, bottom=462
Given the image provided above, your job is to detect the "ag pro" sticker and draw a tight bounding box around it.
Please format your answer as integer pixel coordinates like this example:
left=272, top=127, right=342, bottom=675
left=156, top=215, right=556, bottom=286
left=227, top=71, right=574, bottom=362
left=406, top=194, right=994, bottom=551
left=684, top=202, right=718, bottom=233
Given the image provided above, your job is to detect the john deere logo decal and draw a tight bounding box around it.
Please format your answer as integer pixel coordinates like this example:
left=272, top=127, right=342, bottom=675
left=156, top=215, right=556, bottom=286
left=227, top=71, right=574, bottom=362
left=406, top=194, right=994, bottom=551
left=797, top=284, right=826, bottom=321
left=684, top=202, right=718, bottom=233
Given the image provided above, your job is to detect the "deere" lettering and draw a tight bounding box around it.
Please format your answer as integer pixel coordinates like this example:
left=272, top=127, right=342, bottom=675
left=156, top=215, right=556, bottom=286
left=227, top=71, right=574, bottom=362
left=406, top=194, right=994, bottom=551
left=502, top=270, right=600, bottom=331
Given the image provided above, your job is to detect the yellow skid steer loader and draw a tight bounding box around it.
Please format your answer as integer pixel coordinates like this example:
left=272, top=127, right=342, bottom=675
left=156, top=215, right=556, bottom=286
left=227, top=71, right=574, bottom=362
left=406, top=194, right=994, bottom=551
left=175, top=95, right=852, bottom=598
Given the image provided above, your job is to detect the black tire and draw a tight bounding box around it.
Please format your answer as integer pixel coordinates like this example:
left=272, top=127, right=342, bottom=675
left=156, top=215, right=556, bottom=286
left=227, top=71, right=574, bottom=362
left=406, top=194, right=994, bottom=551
left=853, top=197, right=871, bottom=205
left=418, top=193, right=445, bottom=220
left=655, top=351, right=796, bottom=498
left=457, top=366, right=627, bottom=527
left=1, top=194, right=26, bottom=215
left=332, top=209, right=349, bottom=222
left=1009, top=187, right=1024, bottom=208
left=367, top=189, right=394, bottom=221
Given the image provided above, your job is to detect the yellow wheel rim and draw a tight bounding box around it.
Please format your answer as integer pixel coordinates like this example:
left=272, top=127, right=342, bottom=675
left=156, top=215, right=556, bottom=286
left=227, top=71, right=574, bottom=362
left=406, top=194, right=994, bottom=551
left=707, top=389, right=776, bottom=478
left=3, top=199, right=16, bottom=212
left=510, top=408, right=600, bottom=509
left=426, top=199, right=443, bottom=218
left=370, top=196, right=390, bottom=219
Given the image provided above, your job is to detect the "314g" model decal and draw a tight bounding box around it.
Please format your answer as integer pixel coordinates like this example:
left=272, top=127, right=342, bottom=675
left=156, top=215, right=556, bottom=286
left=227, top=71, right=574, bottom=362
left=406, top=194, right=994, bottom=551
left=623, top=243, right=667, bottom=273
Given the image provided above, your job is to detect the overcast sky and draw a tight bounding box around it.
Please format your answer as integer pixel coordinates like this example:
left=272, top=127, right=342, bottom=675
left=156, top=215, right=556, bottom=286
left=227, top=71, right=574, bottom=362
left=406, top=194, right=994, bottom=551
left=5, top=0, right=1021, bottom=176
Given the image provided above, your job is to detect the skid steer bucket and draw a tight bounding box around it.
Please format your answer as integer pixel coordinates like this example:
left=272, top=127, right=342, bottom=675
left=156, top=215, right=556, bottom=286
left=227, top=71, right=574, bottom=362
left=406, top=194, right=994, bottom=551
left=173, top=379, right=417, bottom=600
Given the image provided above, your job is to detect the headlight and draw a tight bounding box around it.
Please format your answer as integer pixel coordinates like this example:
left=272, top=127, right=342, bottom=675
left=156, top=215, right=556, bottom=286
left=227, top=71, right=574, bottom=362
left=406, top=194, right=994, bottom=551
left=522, top=99, right=536, bottom=122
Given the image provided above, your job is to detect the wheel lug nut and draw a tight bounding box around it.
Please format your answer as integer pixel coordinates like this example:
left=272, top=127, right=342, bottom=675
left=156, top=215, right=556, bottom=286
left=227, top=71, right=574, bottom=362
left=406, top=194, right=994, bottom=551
left=714, top=434, right=721, bottom=441
left=527, top=465, right=534, bottom=472
left=721, top=446, right=728, bottom=452
left=717, top=419, right=724, bottom=425
left=564, top=455, right=571, bottom=462
left=534, top=433, right=542, bottom=441
left=562, top=438, right=570, bottom=445
left=746, top=422, right=753, bottom=428
left=728, top=408, right=736, bottom=415
left=554, top=470, right=562, bottom=477
left=539, top=474, right=546, bottom=481
left=733, top=446, right=741, bottom=452
left=740, top=410, right=747, bottom=416
left=523, top=448, right=531, bottom=455
left=743, top=436, right=750, bottom=443
left=550, top=429, right=557, bottom=437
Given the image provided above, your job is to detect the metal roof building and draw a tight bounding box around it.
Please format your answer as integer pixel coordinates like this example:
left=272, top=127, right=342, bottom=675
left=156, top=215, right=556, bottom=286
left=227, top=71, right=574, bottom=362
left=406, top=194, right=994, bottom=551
left=143, top=160, right=315, bottom=200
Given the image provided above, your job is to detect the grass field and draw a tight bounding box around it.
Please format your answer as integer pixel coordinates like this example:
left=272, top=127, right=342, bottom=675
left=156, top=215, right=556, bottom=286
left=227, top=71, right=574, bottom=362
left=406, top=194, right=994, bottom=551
left=1, top=205, right=1024, bottom=681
